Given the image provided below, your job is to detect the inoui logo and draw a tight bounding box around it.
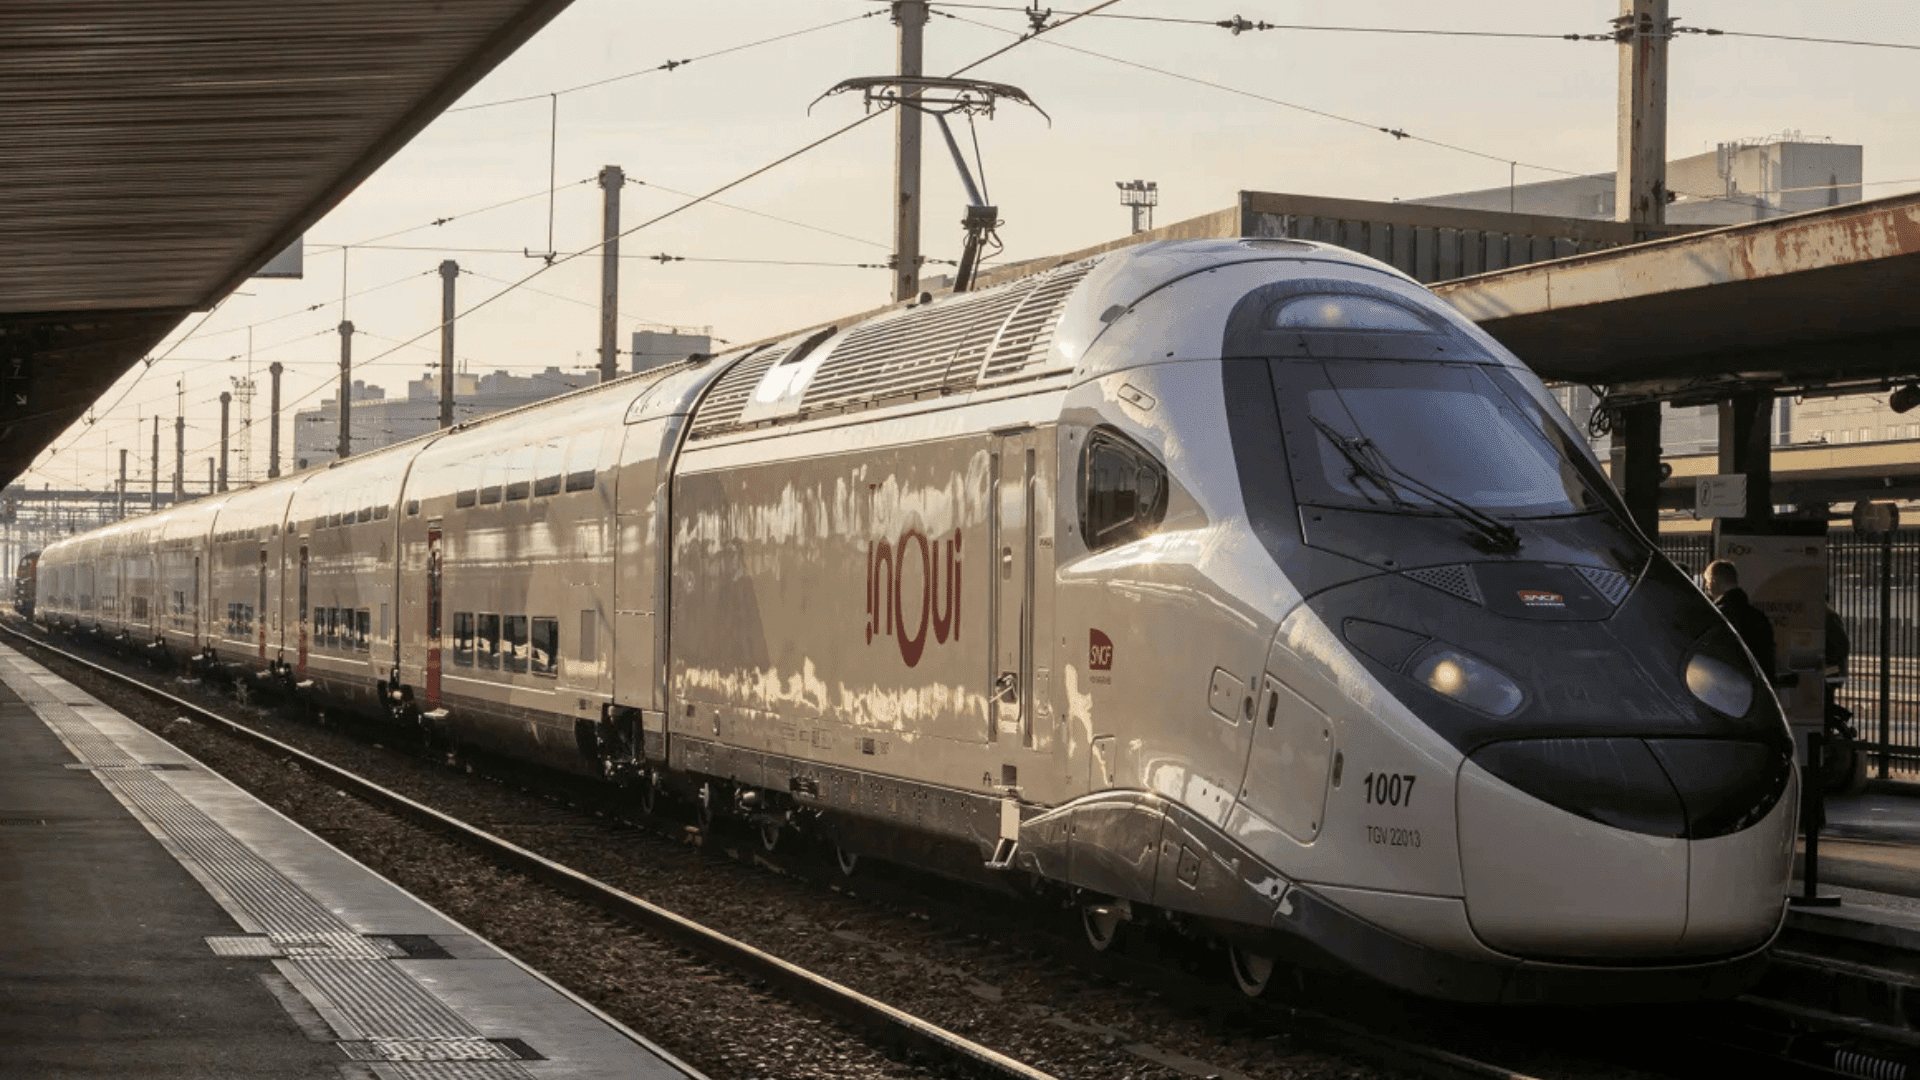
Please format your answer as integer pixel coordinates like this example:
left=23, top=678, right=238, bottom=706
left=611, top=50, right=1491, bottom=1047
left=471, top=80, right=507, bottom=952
left=866, top=529, right=961, bottom=668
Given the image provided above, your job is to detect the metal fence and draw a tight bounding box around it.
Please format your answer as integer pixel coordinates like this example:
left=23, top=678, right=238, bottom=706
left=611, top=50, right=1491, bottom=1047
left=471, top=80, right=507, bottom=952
left=1659, top=530, right=1920, bottom=775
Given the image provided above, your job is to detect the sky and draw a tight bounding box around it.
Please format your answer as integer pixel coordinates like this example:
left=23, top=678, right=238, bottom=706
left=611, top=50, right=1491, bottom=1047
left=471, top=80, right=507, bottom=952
left=24, top=0, right=1920, bottom=490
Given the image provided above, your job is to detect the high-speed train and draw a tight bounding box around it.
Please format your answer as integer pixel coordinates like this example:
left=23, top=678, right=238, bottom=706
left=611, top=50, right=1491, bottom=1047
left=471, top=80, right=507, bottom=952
left=34, top=239, right=1796, bottom=1003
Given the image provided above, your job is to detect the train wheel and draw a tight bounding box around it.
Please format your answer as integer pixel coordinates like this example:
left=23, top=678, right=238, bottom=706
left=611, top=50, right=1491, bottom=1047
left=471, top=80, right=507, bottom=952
left=1082, top=901, right=1127, bottom=953
left=1229, top=946, right=1275, bottom=998
left=696, top=782, right=716, bottom=830
left=835, top=844, right=859, bottom=877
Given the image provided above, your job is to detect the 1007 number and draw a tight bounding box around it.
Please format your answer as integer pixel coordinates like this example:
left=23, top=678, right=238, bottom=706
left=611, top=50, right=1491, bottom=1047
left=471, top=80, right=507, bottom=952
left=1362, top=772, right=1416, bottom=807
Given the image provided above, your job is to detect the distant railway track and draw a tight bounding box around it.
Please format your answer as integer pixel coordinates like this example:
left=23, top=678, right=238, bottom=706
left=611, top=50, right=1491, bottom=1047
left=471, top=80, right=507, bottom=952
left=24, top=620, right=1914, bottom=1080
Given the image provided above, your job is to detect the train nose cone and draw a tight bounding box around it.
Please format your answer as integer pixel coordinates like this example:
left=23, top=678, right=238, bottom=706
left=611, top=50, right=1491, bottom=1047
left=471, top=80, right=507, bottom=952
left=1456, top=738, right=1792, bottom=959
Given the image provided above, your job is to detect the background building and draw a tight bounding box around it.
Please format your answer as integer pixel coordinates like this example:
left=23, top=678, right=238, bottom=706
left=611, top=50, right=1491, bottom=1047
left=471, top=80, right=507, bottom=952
left=1413, top=132, right=1862, bottom=225
left=293, top=328, right=711, bottom=468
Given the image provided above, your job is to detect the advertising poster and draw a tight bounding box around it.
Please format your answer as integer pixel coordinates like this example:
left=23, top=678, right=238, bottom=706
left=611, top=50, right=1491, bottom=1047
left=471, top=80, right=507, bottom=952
left=1714, top=521, right=1827, bottom=746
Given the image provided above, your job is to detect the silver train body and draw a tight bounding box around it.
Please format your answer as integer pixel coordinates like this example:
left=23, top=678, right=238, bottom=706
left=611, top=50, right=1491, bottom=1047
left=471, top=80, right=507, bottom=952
left=36, top=240, right=1796, bottom=1003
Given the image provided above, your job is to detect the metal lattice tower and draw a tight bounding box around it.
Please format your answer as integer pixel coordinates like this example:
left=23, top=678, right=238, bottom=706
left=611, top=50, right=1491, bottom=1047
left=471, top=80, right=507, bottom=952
left=230, top=374, right=256, bottom=485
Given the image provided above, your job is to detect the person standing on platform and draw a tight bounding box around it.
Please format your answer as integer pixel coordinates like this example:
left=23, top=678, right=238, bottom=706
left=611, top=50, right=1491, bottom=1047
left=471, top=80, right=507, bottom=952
left=1705, top=559, right=1777, bottom=678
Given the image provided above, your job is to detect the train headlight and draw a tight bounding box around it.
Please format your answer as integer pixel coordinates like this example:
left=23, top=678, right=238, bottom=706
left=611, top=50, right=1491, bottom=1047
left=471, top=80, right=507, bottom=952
left=1410, top=647, right=1523, bottom=716
left=1684, top=652, right=1754, bottom=718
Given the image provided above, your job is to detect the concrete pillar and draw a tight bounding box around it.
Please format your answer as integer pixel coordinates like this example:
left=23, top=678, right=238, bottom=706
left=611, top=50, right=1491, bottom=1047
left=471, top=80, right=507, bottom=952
left=1718, top=392, right=1774, bottom=527
left=1615, top=402, right=1663, bottom=539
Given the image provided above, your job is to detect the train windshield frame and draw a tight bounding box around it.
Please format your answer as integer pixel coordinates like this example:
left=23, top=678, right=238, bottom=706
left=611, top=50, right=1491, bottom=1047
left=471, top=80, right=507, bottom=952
left=1270, top=358, right=1616, bottom=521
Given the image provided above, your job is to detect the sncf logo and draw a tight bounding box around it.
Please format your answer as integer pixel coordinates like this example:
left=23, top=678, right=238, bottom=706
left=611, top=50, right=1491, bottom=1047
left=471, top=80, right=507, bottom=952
left=1518, top=590, right=1565, bottom=607
left=866, top=529, right=961, bottom=668
left=1089, top=628, right=1114, bottom=671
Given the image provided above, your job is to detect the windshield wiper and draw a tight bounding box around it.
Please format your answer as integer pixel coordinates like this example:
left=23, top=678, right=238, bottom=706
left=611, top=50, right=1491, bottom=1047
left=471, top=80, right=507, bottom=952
left=1310, top=416, right=1521, bottom=552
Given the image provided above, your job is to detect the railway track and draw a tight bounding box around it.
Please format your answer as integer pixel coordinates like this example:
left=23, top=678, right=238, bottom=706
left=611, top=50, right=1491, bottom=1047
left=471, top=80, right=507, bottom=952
left=10, top=621, right=1867, bottom=1080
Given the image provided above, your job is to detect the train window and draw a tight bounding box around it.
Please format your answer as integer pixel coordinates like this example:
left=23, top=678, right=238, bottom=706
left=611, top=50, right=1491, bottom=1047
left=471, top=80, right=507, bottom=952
left=479, top=456, right=503, bottom=505
left=452, top=613, right=474, bottom=667
left=130, top=597, right=147, bottom=620
left=477, top=614, right=501, bottom=670
left=329, top=512, right=343, bottom=528
left=505, top=479, right=530, bottom=502
left=357, top=506, right=373, bottom=523
left=315, top=606, right=328, bottom=645
left=455, top=490, right=477, bottom=509
left=378, top=603, right=388, bottom=642
left=506, top=445, right=535, bottom=501
left=374, top=504, right=389, bottom=520
left=1271, top=295, right=1436, bottom=333
left=356, top=609, right=371, bottom=651
left=578, top=610, right=597, bottom=664
left=327, top=608, right=340, bottom=647
left=1080, top=428, right=1169, bottom=552
left=564, top=430, right=603, bottom=493
left=531, top=618, right=559, bottom=676
left=534, top=439, right=564, bottom=497
left=406, top=499, right=420, bottom=516
left=503, top=615, right=529, bottom=673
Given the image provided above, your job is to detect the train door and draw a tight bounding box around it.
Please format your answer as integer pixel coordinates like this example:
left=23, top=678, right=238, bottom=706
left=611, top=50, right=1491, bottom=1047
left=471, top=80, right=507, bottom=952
left=611, top=422, right=664, bottom=712
left=297, top=544, right=309, bottom=676
left=1240, top=676, right=1334, bottom=843
left=192, top=556, right=201, bottom=647
left=990, top=430, right=1039, bottom=748
left=426, top=527, right=443, bottom=710
left=257, top=547, right=268, bottom=659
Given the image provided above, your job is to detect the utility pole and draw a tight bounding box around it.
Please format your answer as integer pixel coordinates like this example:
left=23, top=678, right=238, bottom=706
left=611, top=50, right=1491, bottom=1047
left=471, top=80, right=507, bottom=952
left=268, top=362, right=283, bottom=478
left=150, top=416, right=160, bottom=510
left=117, top=449, right=127, bottom=520
left=1614, top=0, right=1670, bottom=236
left=438, top=261, right=458, bottom=426
left=890, top=1, right=929, bottom=302
left=336, top=320, right=355, bottom=461
left=173, top=416, right=184, bottom=501
left=206, top=458, right=215, bottom=495
left=218, top=391, right=231, bottom=492
left=598, top=166, right=623, bottom=382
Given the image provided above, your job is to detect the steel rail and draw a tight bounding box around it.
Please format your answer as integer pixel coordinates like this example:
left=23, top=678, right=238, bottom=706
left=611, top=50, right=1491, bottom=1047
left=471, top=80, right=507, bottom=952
left=0, top=625, right=1054, bottom=1080
left=10, top=624, right=1609, bottom=1080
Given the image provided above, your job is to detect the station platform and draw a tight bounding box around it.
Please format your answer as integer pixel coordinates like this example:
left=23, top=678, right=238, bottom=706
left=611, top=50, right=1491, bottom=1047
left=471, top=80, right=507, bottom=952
left=1787, top=789, right=1920, bottom=949
left=0, top=644, right=698, bottom=1079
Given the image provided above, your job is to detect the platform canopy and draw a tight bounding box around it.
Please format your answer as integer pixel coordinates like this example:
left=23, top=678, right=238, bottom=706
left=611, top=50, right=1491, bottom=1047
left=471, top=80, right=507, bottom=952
left=1436, top=192, right=1920, bottom=405
left=0, top=0, right=579, bottom=488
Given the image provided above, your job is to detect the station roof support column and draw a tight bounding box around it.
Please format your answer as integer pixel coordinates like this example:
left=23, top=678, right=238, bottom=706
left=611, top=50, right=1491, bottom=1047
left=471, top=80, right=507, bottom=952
left=1614, top=402, right=1663, bottom=539
left=1719, top=392, right=1774, bottom=528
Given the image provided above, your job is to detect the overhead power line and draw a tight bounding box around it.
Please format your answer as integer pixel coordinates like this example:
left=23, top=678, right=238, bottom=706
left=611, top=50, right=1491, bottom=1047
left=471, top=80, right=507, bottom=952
left=914, top=2, right=1920, bottom=51
left=942, top=12, right=1594, bottom=179
left=175, top=1, right=1128, bottom=467
left=447, top=10, right=888, bottom=114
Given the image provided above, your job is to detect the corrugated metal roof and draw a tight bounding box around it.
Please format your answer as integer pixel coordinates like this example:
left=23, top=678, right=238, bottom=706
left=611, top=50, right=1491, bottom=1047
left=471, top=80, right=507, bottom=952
left=0, top=0, right=578, bottom=486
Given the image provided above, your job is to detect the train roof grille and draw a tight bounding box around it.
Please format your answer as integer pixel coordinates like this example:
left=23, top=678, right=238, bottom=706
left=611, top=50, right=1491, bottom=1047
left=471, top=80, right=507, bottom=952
left=977, top=260, right=1095, bottom=384
left=802, top=284, right=1029, bottom=408
left=685, top=346, right=785, bottom=440
left=686, top=259, right=1097, bottom=441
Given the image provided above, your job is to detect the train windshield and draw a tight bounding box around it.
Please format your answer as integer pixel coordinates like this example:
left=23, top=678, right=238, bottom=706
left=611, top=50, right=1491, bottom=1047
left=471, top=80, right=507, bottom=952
left=1272, top=359, right=1610, bottom=519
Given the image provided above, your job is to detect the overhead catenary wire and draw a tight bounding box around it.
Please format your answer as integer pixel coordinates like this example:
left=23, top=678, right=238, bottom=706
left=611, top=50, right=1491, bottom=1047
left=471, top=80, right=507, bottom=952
left=940, top=11, right=1594, bottom=179
left=904, top=2, right=1920, bottom=51
left=445, top=10, right=889, bottom=114
left=168, top=2, right=1130, bottom=468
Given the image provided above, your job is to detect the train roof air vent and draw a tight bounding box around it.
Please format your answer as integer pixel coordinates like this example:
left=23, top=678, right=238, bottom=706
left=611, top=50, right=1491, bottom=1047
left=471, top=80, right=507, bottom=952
left=1403, top=564, right=1482, bottom=604
left=1574, top=565, right=1633, bottom=607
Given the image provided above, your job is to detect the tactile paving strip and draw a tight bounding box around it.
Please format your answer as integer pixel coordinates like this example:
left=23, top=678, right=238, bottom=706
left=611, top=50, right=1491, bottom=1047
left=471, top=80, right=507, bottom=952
left=0, top=651, right=536, bottom=1075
